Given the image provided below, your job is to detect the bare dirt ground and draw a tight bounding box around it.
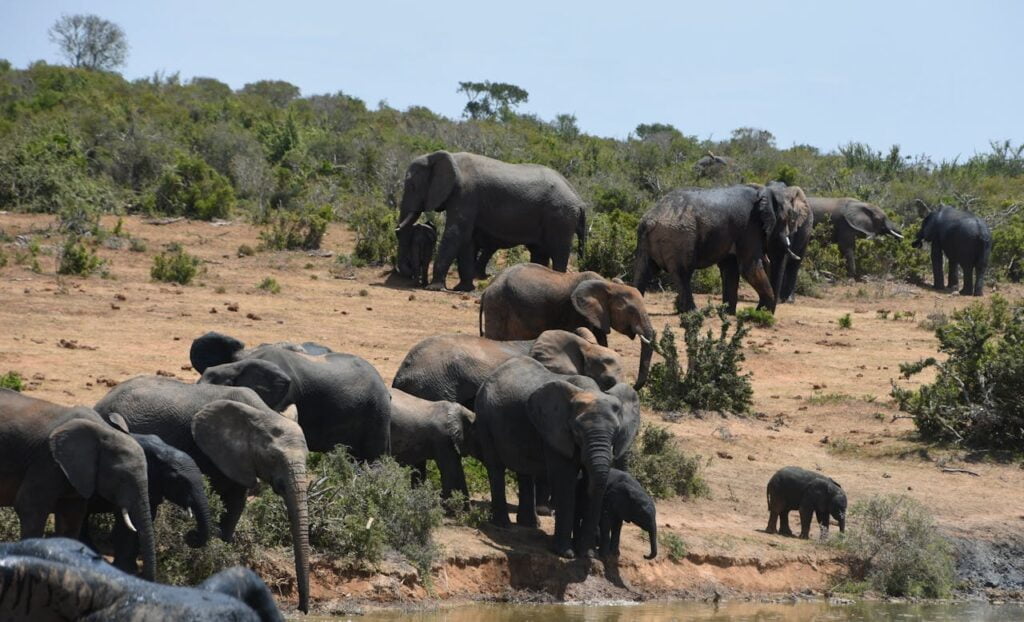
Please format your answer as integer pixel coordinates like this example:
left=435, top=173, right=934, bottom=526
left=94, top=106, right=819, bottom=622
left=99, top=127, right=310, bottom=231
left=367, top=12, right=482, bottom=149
left=2, top=213, right=1022, bottom=612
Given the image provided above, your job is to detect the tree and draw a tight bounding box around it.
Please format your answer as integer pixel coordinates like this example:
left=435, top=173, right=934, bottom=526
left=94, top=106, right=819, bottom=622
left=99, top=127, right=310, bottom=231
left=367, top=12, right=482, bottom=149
left=48, top=14, right=128, bottom=71
left=457, top=81, right=529, bottom=120
left=240, top=80, right=301, bottom=108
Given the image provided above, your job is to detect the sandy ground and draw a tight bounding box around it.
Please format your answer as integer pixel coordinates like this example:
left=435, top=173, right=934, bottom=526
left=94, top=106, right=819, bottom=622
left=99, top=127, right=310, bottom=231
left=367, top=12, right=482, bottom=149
left=2, top=213, right=1022, bottom=610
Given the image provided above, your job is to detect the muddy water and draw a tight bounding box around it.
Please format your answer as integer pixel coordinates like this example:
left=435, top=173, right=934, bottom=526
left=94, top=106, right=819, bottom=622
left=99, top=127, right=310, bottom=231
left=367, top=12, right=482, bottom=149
left=314, top=600, right=1024, bottom=622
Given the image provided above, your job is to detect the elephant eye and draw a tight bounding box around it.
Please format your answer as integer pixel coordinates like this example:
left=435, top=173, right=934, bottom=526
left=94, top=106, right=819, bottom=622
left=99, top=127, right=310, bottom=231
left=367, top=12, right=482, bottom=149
left=271, top=427, right=284, bottom=437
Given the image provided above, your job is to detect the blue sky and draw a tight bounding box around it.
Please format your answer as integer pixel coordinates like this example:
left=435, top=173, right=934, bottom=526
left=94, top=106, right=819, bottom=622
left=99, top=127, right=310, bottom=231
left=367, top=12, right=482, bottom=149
left=2, top=1, right=1021, bottom=160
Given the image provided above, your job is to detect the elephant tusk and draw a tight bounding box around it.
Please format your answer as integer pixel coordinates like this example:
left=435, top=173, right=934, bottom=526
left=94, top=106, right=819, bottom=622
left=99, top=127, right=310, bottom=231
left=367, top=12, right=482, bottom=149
left=639, top=335, right=652, bottom=345
left=187, top=508, right=194, bottom=520
left=122, top=508, right=137, bottom=533
left=889, top=230, right=904, bottom=240
left=787, top=248, right=802, bottom=261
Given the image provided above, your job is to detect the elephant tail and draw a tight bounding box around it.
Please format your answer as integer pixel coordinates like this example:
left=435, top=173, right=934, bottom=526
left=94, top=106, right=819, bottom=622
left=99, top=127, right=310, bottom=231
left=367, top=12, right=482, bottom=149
left=478, top=293, right=485, bottom=336
left=576, top=208, right=587, bottom=265
left=766, top=482, right=772, bottom=511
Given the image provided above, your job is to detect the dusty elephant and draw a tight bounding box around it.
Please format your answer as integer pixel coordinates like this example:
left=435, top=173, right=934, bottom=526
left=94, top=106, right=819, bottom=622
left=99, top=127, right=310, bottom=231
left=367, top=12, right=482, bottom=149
left=768, top=185, right=814, bottom=303
left=912, top=202, right=991, bottom=296
left=808, top=196, right=903, bottom=279
left=766, top=466, right=846, bottom=539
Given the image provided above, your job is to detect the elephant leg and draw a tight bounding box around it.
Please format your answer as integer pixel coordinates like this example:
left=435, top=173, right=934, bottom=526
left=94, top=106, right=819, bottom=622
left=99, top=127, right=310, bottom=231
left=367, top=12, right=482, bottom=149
left=798, top=506, right=813, bottom=539
left=815, top=507, right=830, bottom=539
left=766, top=510, right=778, bottom=534
left=839, top=239, right=858, bottom=279
left=532, top=249, right=551, bottom=268
left=930, top=244, right=945, bottom=290
left=215, top=482, right=247, bottom=542
left=671, top=266, right=696, bottom=314
left=14, top=469, right=61, bottom=538
left=52, top=501, right=87, bottom=538
left=974, top=261, right=987, bottom=296
left=549, top=244, right=570, bottom=272
left=411, top=461, right=427, bottom=488
left=430, top=220, right=469, bottom=290
left=436, top=449, right=468, bottom=502
left=485, top=463, right=512, bottom=528
left=781, top=259, right=801, bottom=303
left=453, top=239, right=477, bottom=292
left=515, top=473, right=538, bottom=528
left=535, top=476, right=553, bottom=516
left=947, top=258, right=960, bottom=290
left=741, top=257, right=776, bottom=313
left=778, top=510, right=794, bottom=537
left=545, top=451, right=579, bottom=558
left=632, top=251, right=657, bottom=295
left=960, top=263, right=973, bottom=296
left=719, top=256, right=740, bottom=314
left=475, top=244, right=498, bottom=279
left=111, top=516, right=142, bottom=574
left=769, top=253, right=786, bottom=302
left=610, top=518, right=623, bottom=556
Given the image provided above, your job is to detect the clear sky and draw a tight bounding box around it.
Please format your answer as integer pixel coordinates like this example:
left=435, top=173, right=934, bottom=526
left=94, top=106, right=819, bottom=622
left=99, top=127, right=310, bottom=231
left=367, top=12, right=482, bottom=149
left=2, top=0, right=1021, bottom=161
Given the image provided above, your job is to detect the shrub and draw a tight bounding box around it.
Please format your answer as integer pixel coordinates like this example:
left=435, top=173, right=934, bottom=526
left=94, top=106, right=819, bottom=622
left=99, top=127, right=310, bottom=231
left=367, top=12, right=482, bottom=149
left=838, top=313, right=853, bottom=329
left=833, top=495, right=954, bottom=598
left=0, top=248, right=7, bottom=269
left=147, top=156, right=235, bottom=220
left=659, top=531, right=688, bottom=562
left=690, top=267, right=722, bottom=294
left=626, top=424, right=709, bottom=500
left=57, top=236, right=104, bottom=276
left=129, top=237, right=147, bottom=252
left=348, top=203, right=396, bottom=266
left=643, top=305, right=753, bottom=414
left=0, top=371, right=24, bottom=391
left=892, top=295, right=1024, bottom=449
left=736, top=307, right=775, bottom=328
left=151, top=244, right=201, bottom=284
left=257, top=277, right=281, bottom=294
left=258, top=205, right=332, bottom=251
left=579, top=209, right=638, bottom=279
left=237, top=244, right=255, bottom=257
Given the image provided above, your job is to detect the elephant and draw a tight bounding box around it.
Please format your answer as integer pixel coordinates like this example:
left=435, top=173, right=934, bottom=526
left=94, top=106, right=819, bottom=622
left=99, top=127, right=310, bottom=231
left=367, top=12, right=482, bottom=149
left=95, top=380, right=312, bottom=613
left=394, top=150, right=587, bottom=292
left=395, top=221, right=437, bottom=286
left=808, top=197, right=904, bottom=279
left=633, top=182, right=803, bottom=314
left=389, top=388, right=476, bottom=502
left=574, top=468, right=657, bottom=559
left=190, top=332, right=391, bottom=460
left=474, top=356, right=640, bottom=558
left=479, top=263, right=655, bottom=390
left=768, top=185, right=814, bottom=303
left=693, top=151, right=738, bottom=178
left=0, top=389, right=156, bottom=581
left=766, top=466, right=847, bottom=539
left=392, top=328, right=625, bottom=409
left=912, top=202, right=992, bottom=296
left=83, top=433, right=212, bottom=575
left=0, top=538, right=282, bottom=621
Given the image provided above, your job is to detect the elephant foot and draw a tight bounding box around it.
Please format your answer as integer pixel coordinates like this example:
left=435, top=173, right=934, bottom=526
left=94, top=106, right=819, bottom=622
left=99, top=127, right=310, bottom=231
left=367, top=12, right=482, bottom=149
left=959, top=289, right=971, bottom=296
left=516, top=514, right=539, bottom=529
left=535, top=504, right=553, bottom=517
left=490, top=514, right=513, bottom=529
left=425, top=281, right=447, bottom=291
left=453, top=281, right=475, bottom=292
left=766, top=526, right=776, bottom=535
left=779, top=528, right=793, bottom=537
left=553, top=545, right=576, bottom=559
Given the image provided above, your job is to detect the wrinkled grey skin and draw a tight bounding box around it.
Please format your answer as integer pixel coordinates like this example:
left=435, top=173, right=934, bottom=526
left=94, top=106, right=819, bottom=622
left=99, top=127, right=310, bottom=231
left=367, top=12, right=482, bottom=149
left=768, top=186, right=814, bottom=303
left=392, top=329, right=625, bottom=409
left=0, top=538, right=282, bottom=621
left=395, top=221, right=437, bottom=286
left=913, top=203, right=992, bottom=296
left=0, top=390, right=156, bottom=581
left=808, top=197, right=904, bottom=279
left=634, top=182, right=801, bottom=314
left=479, top=264, right=655, bottom=390
left=575, top=468, right=657, bottom=559
left=766, top=466, right=847, bottom=539
left=95, top=380, right=312, bottom=613
left=474, top=356, right=640, bottom=558
left=394, top=150, right=587, bottom=291
left=389, top=388, right=476, bottom=502
left=191, top=332, right=391, bottom=460
left=84, top=433, right=211, bottom=575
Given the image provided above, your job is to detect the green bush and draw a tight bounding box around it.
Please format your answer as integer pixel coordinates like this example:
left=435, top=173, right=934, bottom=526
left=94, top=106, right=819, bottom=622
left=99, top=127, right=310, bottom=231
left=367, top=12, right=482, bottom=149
left=0, top=371, right=24, bottom=391
left=579, top=209, right=638, bottom=279
left=626, top=424, right=709, bottom=500
left=990, top=211, right=1024, bottom=282
left=643, top=305, right=753, bottom=414
left=690, top=267, right=722, bottom=294
left=838, top=313, right=853, bottom=329
left=833, top=495, right=954, bottom=598
left=57, top=236, right=104, bottom=276
left=151, top=244, right=201, bottom=284
left=147, top=156, right=235, bottom=220
left=348, top=203, right=396, bottom=266
left=257, top=276, right=281, bottom=294
left=237, top=244, right=255, bottom=257
left=736, top=307, right=775, bottom=328
left=892, top=295, right=1024, bottom=449
left=0, top=248, right=7, bottom=269
left=659, top=531, right=688, bottom=562
left=259, top=205, right=332, bottom=251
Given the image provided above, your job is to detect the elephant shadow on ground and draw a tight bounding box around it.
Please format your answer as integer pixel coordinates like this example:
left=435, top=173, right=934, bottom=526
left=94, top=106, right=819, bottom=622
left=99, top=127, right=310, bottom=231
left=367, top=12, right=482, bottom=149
left=375, top=270, right=419, bottom=291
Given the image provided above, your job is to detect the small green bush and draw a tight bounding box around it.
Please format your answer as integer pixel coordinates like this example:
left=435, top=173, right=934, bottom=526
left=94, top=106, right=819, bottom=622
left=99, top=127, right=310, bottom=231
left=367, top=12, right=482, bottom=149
left=0, top=248, right=8, bottom=269
left=129, top=237, right=147, bottom=252
left=259, top=205, right=332, bottom=251
left=237, top=244, right=255, bottom=257
left=151, top=245, right=201, bottom=285
left=0, top=371, right=24, bottom=391
left=659, top=531, right=688, bottom=562
left=736, top=307, right=775, bottom=328
left=690, top=267, right=722, bottom=294
left=0, top=508, right=21, bottom=541
left=579, top=209, right=638, bottom=279
left=147, top=156, right=235, bottom=220
left=838, top=313, right=853, bottom=329
left=257, top=277, right=281, bottom=294
left=57, top=236, right=104, bottom=276
left=833, top=494, right=954, bottom=598
left=626, top=424, right=709, bottom=500
left=348, top=203, right=396, bottom=266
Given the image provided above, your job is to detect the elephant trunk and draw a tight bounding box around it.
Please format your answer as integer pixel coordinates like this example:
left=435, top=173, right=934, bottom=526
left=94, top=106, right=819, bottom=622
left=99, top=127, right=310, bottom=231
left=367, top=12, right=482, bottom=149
left=130, top=491, right=156, bottom=581
left=634, top=320, right=656, bottom=391
left=581, top=433, right=613, bottom=557
left=282, top=461, right=311, bottom=614
left=185, top=482, right=213, bottom=548
left=838, top=514, right=846, bottom=533
left=396, top=209, right=422, bottom=231
left=645, top=522, right=658, bottom=560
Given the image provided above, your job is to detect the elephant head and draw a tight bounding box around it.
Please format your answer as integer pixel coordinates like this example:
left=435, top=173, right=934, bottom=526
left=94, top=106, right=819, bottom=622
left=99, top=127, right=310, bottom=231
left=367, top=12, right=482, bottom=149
left=444, top=402, right=477, bottom=457
left=570, top=279, right=656, bottom=391
left=133, top=433, right=212, bottom=549
left=190, top=331, right=246, bottom=374
left=49, top=414, right=156, bottom=580
left=912, top=201, right=944, bottom=248
left=191, top=400, right=311, bottom=613
left=199, top=359, right=293, bottom=412
left=529, top=329, right=625, bottom=391
left=846, top=201, right=904, bottom=241
left=620, top=483, right=658, bottom=560
left=396, top=150, right=460, bottom=231
left=758, top=182, right=803, bottom=262
left=807, top=478, right=847, bottom=537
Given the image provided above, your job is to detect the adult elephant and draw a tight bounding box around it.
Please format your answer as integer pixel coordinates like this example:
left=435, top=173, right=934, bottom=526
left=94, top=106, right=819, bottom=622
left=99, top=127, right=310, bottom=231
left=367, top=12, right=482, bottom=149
left=475, top=356, right=640, bottom=558
left=633, top=182, right=801, bottom=314
left=190, top=332, right=391, bottom=459
left=95, top=381, right=312, bottom=614
left=394, top=150, right=587, bottom=292
left=84, top=433, right=211, bottom=575
left=766, top=466, right=847, bottom=539
left=392, top=328, right=625, bottom=409
left=769, top=185, right=814, bottom=303
left=0, top=390, right=156, bottom=581
left=808, top=197, right=903, bottom=279
left=479, top=264, right=654, bottom=390
left=913, top=202, right=991, bottom=296
left=0, top=538, right=282, bottom=621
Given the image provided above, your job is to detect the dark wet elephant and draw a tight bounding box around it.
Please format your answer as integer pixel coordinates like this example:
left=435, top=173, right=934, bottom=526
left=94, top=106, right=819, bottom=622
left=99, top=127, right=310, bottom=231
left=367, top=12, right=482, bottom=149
left=575, top=468, right=657, bottom=559
left=808, top=197, right=904, bottom=279
left=766, top=466, right=847, bottom=539
left=768, top=185, right=814, bottom=303
left=913, top=202, right=991, bottom=296
left=394, top=150, right=587, bottom=292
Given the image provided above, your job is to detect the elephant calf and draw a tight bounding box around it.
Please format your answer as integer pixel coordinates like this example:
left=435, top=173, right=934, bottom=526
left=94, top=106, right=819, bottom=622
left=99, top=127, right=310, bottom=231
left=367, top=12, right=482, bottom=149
left=396, top=221, right=437, bottom=286
left=766, top=466, right=846, bottom=539
left=575, top=468, right=658, bottom=559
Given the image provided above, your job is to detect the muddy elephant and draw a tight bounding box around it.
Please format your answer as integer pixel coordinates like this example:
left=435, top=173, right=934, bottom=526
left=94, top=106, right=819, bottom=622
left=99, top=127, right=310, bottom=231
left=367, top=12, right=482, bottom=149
left=768, top=185, right=814, bottom=303
left=575, top=468, right=657, bottom=559
left=634, top=182, right=802, bottom=315
left=95, top=380, right=312, bottom=613
left=913, top=202, right=991, bottom=296
left=395, top=221, right=437, bottom=286
left=389, top=388, right=476, bottom=501
left=475, top=356, right=640, bottom=558
left=0, top=538, right=282, bottom=621
left=0, top=390, right=156, bottom=580
left=394, top=150, right=587, bottom=291
left=191, top=332, right=391, bottom=460
left=479, top=264, right=654, bottom=390
left=766, top=466, right=846, bottom=539
left=808, top=197, right=904, bottom=279
left=392, top=328, right=624, bottom=409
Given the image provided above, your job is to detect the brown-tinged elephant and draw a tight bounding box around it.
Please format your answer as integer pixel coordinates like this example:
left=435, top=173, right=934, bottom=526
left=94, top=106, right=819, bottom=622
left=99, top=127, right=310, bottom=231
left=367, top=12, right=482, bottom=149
left=392, top=328, right=625, bottom=409
left=768, top=185, right=814, bottom=303
left=913, top=202, right=991, bottom=296
left=633, top=182, right=802, bottom=314
left=474, top=356, right=640, bottom=558
left=0, top=390, right=156, bottom=581
left=479, top=264, right=654, bottom=390
left=95, top=380, right=312, bottom=613
left=394, top=150, right=587, bottom=292
left=808, top=197, right=903, bottom=279
left=766, top=466, right=846, bottom=539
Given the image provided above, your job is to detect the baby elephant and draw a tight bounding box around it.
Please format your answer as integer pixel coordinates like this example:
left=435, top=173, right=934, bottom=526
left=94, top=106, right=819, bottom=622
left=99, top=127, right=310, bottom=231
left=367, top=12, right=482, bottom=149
left=766, top=466, right=846, bottom=539
left=576, top=469, right=658, bottom=559
left=396, top=222, right=437, bottom=286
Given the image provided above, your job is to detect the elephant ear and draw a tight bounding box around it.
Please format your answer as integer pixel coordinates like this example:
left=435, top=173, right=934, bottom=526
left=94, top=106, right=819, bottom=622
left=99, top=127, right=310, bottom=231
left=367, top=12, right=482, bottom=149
left=756, top=185, right=777, bottom=239
left=49, top=419, right=102, bottom=498
left=425, top=151, right=459, bottom=212
left=571, top=280, right=611, bottom=335
left=786, top=187, right=812, bottom=229
left=191, top=400, right=264, bottom=488
left=106, top=412, right=130, bottom=434
left=530, top=331, right=586, bottom=376
left=445, top=404, right=475, bottom=455
left=574, top=327, right=599, bottom=344
left=526, top=380, right=582, bottom=460
left=203, top=359, right=293, bottom=411
left=191, top=332, right=246, bottom=374
left=842, top=204, right=876, bottom=237
left=606, top=383, right=641, bottom=459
